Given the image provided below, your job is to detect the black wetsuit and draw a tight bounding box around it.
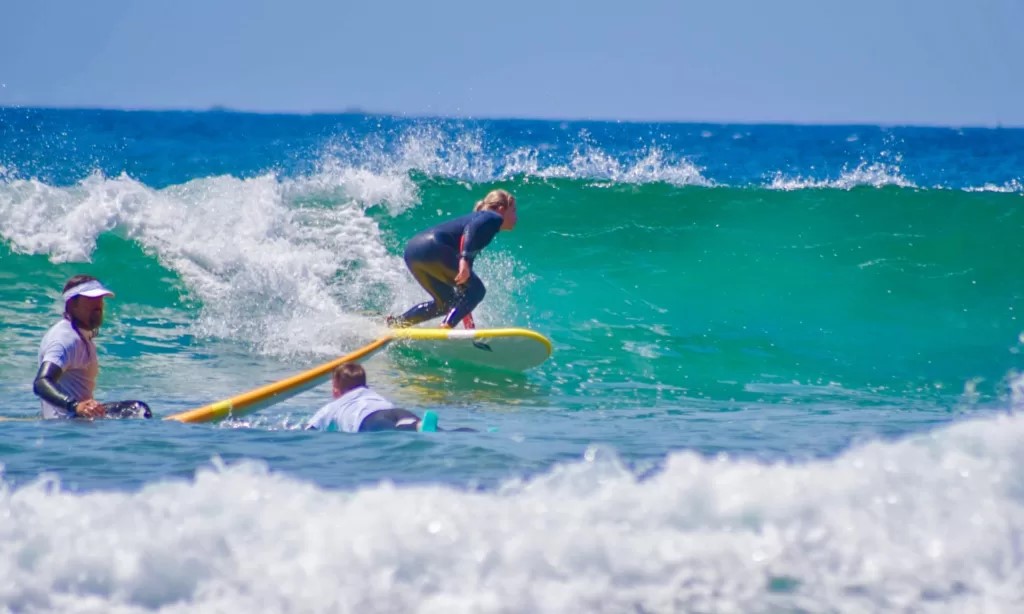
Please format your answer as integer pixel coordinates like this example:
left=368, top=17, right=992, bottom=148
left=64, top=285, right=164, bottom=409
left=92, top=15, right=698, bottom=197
left=394, top=210, right=504, bottom=328
left=357, top=408, right=421, bottom=432
left=358, top=409, right=477, bottom=433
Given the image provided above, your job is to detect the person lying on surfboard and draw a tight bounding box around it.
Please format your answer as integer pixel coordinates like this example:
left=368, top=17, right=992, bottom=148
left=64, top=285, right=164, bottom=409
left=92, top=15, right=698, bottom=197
left=387, top=189, right=518, bottom=329
left=305, top=362, right=473, bottom=433
left=33, top=275, right=151, bottom=420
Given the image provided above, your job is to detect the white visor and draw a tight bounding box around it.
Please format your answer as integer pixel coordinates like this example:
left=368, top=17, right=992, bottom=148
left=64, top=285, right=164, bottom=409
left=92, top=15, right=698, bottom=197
left=62, top=280, right=115, bottom=302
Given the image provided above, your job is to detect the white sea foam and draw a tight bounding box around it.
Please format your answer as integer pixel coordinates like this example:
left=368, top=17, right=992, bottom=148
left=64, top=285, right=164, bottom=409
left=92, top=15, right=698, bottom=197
left=768, top=161, right=917, bottom=191
left=313, top=126, right=713, bottom=187
left=1011, top=371, right=1024, bottom=409
left=0, top=171, right=429, bottom=357
left=1, top=412, right=1023, bottom=613
left=535, top=144, right=712, bottom=186
left=963, top=179, right=1024, bottom=193
left=314, top=124, right=499, bottom=186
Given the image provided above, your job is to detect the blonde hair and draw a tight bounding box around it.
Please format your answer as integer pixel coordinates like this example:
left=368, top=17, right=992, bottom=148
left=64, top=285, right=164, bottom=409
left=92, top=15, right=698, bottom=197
left=473, top=189, right=515, bottom=213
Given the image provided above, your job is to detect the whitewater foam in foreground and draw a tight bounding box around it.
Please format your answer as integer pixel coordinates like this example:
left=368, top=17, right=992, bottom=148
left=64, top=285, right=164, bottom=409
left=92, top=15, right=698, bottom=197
left=2, top=412, right=1022, bottom=614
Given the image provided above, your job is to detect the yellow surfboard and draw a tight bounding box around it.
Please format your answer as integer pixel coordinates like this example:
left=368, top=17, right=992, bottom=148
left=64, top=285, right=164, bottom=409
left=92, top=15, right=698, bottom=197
left=164, top=336, right=393, bottom=424
left=164, top=327, right=551, bottom=424
left=389, top=327, right=552, bottom=372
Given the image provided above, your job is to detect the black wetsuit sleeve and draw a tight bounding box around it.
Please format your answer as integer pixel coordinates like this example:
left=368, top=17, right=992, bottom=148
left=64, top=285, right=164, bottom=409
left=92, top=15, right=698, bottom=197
left=33, top=361, right=77, bottom=414
left=459, top=212, right=503, bottom=263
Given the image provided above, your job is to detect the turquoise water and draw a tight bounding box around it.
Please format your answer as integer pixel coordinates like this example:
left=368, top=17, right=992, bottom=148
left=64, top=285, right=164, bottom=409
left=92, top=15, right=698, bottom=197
left=1, top=109, right=1023, bottom=611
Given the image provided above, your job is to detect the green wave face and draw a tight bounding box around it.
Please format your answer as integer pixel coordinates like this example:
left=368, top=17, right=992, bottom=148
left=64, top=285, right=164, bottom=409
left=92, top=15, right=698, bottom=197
left=370, top=181, right=1020, bottom=404
left=3, top=177, right=1022, bottom=409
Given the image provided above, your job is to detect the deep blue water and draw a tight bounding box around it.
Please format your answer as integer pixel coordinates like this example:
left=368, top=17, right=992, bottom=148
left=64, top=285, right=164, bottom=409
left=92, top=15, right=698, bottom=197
left=1, top=108, right=1022, bottom=612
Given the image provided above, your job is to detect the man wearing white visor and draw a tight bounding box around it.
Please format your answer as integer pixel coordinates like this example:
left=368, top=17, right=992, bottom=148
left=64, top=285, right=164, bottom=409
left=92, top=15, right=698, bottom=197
left=33, top=275, right=150, bottom=419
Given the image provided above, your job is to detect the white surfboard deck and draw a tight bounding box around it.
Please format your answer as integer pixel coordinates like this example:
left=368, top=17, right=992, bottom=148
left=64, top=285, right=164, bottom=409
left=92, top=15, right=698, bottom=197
left=388, top=327, right=552, bottom=372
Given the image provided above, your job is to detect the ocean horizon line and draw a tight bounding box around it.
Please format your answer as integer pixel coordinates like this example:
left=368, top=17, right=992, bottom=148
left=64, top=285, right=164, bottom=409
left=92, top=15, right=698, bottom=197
left=2, top=103, right=1021, bottom=131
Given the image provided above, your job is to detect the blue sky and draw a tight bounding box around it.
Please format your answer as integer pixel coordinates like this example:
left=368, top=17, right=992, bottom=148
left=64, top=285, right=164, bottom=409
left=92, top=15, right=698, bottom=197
left=2, top=0, right=1021, bottom=126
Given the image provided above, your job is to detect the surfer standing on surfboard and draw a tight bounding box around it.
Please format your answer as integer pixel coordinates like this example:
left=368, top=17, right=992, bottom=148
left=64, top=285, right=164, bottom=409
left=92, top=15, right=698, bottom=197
left=32, top=275, right=151, bottom=420
left=388, top=189, right=518, bottom=329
